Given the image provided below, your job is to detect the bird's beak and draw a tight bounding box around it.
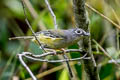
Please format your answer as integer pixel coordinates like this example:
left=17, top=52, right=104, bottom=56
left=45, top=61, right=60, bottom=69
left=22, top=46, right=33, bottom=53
left=84, top=32, right=90, bottom=36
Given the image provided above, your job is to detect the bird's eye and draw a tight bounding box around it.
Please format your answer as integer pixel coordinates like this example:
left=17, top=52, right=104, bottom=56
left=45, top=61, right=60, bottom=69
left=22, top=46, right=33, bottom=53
left=75, top=29, right=82, bottom=34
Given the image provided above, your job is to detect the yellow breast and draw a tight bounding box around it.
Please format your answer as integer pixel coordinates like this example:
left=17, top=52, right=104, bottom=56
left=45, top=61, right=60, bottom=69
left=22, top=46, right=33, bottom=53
left=31, top=34, right=63, bottom=48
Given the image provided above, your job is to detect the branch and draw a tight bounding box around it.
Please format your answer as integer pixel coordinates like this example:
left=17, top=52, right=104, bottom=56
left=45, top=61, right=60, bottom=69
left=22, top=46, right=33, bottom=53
left=44, top=0, right=74, bottom=78
left=18, top=49, right=90, bottom=80
left=31, top=49, right=82, bottom=58
left=18, top=53, right=37, bottom=80
left=73, top=0, right=99, bottom=80
left=22, top=52, right=90, bottom=63
left=44, top=0, right=58, bottom=29
left=22, top=0, right=46, bottom=30
left=85, top=3, right=120, bottom=30
left=73, top=0, right=89, bottom=30
left=21, top=0, right=46, bottom=53
left=92, top=39, right=120, bottom=66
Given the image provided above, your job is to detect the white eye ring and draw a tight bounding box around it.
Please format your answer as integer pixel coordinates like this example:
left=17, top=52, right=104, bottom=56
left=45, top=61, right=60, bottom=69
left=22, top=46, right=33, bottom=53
left=75, top=29, right=82, bottom=34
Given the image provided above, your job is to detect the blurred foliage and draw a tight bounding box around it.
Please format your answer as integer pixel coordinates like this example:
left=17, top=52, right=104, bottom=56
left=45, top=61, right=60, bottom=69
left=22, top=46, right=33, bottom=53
left=0, top=0, right=120, bottom=80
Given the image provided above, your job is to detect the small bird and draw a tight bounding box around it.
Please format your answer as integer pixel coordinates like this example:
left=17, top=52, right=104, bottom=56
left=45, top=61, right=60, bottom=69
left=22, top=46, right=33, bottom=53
left=9, top=28, right=89, bottom=78
left=9, top=28, right=90, bottom=49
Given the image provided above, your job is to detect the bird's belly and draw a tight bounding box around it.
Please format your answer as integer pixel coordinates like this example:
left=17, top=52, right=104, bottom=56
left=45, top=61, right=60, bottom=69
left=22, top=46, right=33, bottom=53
left=43, top=39, right=66, bottom=49
left=32, top=35, right=66, bottom=49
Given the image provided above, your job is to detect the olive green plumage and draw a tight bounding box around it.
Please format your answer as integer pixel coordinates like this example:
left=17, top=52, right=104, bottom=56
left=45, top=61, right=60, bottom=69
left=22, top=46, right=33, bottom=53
left=9, top=28, right=90, bottom=49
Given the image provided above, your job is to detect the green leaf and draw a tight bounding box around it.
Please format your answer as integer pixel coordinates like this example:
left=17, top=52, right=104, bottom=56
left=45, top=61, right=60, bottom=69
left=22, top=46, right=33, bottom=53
left=58, top=69, right=69, bottom=80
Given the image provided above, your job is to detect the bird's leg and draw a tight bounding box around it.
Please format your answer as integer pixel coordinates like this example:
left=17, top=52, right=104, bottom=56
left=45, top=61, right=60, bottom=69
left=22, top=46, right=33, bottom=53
left=61, top=48, right=73, bottom=78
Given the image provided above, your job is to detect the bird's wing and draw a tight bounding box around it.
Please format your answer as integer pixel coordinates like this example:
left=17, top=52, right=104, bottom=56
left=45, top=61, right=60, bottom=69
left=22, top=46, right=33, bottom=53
left=35, top=30, right=65, bottom=40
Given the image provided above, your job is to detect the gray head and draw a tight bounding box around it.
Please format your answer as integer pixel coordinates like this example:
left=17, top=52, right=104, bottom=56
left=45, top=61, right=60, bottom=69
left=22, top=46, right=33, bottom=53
left=70, top=28, right=90, bottom=37
left=64, top=28, right=90, bottom=44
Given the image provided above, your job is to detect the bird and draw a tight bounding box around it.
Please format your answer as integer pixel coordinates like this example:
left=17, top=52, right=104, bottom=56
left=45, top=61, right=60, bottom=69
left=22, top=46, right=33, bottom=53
left=9, top=28, right=90, bottom=49
left=9, top=28, right=90, bottom=78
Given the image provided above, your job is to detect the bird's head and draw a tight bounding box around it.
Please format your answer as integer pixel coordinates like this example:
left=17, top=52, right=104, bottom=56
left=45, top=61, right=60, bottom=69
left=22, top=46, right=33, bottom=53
left=71, top=28, right=90, bottom=37
left=65, top=28, right=90, bottom=43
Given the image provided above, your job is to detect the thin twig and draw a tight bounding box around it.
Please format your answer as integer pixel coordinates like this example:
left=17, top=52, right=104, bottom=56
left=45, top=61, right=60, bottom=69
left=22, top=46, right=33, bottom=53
left=27, top=49, right=83, bottom=58
left=18, top=50, right=90, bottom=80
left=92, top=39, right=120, bottom=66
left=85, top=3, right=120, bottom=30
left=21, top=0, right=37, bottom=18
left=19, top=50, right=89, bottom=63
left=21, top=1, right=46, bottom=53
left=44, top=0, right=58, bottom=29
left=24, top=53, right=90, bottom=63
left=22, top=0, right=46, bottom=30
left=89, top=34, right=97, bottom=67
left=63, top=54, right=73, bottom=78
left=18, top=53, right=37, bottom=80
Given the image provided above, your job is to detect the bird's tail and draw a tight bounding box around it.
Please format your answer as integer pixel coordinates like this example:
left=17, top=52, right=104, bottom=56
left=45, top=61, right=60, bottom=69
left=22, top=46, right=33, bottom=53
left=9, top=36, right=34, bottom=40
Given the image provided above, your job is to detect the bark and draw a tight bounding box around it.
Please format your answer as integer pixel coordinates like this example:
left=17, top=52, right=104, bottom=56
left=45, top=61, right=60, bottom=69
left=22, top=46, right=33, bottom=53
left=73, top=0, right=100, bottom=80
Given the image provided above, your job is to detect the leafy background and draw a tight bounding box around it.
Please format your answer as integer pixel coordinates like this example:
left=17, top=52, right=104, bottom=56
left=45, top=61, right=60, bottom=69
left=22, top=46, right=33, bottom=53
left=0, top=0, right=120, bottom=80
